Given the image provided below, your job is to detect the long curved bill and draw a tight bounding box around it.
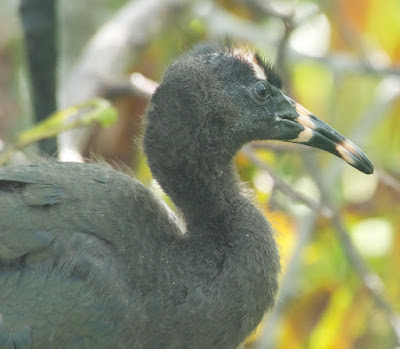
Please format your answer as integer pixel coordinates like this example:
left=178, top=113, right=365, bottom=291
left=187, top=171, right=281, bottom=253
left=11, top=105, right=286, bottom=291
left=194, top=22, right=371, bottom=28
left=283, top=96, right=374, bottom=174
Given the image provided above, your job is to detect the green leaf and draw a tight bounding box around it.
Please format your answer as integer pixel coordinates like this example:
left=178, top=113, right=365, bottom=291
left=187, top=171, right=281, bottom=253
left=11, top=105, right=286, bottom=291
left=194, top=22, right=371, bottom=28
left=18, top=98, right=117, bottom=144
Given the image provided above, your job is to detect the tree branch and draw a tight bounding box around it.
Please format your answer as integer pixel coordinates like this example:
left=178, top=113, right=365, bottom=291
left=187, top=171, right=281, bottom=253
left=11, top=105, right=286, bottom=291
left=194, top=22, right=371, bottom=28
left=242, top=145, right=333, bottom=218
left=58, top=0, right=188, bottom=162
left=100, top=73, right=158, bottom=101
left=331, top=214, right=400, bottom=344
left=246, top=143, right=400, bottom=347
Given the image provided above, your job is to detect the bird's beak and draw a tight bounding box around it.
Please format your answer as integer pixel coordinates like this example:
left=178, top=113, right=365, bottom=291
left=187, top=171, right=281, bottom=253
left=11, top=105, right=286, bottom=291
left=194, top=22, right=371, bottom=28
left=277, top=94, right=374, bottom=174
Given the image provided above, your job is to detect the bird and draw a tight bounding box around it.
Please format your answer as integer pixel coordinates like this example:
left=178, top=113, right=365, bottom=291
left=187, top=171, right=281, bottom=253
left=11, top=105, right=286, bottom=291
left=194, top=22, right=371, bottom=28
left=0, top=42, right=373, bottom=349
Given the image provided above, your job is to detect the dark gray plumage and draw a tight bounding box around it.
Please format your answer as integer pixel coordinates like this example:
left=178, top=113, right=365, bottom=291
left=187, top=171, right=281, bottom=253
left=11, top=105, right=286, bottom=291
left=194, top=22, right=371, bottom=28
left=0, top=43, right=373, bottom=348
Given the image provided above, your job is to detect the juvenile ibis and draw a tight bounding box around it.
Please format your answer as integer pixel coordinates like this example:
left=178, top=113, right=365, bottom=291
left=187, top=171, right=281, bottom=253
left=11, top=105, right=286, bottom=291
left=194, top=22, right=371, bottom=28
left=0, top=43, right=373, bottom=348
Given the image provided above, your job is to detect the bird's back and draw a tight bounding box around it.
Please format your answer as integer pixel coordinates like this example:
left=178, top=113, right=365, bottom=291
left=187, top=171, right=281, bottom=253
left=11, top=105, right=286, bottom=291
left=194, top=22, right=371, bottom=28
left=0, top=161, right=183, bottom=348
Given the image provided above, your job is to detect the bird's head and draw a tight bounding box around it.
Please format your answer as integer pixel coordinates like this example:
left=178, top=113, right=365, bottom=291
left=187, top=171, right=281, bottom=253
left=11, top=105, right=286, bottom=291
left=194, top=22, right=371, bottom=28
left=145, top=43, right=373, bottom=176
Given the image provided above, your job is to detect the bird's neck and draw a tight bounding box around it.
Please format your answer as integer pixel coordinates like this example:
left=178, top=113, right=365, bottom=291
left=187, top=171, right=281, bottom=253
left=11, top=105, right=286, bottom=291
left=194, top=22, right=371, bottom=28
left=165, top=159, right=280, bottom=329
left=162, top=161, right=240, bottom=231
left=157, top=159, right=267, bottom=242
left=152, top=156, right=280, bottom=335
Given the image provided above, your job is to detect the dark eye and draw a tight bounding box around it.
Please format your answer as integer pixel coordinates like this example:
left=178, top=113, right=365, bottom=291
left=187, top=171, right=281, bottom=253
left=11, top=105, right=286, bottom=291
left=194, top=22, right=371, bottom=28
left=254, top=82, right=269, bottom=100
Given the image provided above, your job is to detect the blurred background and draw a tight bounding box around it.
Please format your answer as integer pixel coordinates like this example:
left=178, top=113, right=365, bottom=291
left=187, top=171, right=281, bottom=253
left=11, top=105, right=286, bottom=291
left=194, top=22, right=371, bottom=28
left=0, top=0, right=399, bottom=348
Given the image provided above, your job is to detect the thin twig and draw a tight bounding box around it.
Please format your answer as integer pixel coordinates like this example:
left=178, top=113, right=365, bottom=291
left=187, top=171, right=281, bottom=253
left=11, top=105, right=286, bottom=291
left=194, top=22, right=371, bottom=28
left=248, top=0, right=297, bottom=94
left=331, top=215, right=400, bottom=344
left=378, top=168, right=400, bottom=193
left=290, top=51, right=400, bottom=77
left=305, top=147, right=400, bottom=346
left=242, top=145, right=333, bottom=217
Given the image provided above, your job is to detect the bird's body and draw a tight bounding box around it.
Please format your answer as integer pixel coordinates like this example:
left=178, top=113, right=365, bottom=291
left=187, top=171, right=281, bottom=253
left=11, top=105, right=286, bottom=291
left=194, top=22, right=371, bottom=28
left=0, top=161, right=278, bottom=348
left=0, top=43, right=373, bottom=348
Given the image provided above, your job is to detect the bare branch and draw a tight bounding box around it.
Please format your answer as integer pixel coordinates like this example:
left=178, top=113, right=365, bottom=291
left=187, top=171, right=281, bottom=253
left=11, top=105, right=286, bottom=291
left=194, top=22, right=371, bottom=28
left=100, top=73, right=158, bottom=101
left=58, top=0, right=188, bottom=162
left=246, top=146, right=400, bottom=347
left=378, top=168, right=400, bottom=193
left=195, top=2, right=400, bottom=78
left=331, top=215, right=400, bottom=344
left=247, top=148, right=400, bottom=347
left=192, top=1, right=279, bottom=47
left=291, top=51, right=400, bottom=77
left=242, top=145, right=333, bottom=217
left=303, top=153, right=400, bottom=345
left=248, top=0, right=295, bottom=22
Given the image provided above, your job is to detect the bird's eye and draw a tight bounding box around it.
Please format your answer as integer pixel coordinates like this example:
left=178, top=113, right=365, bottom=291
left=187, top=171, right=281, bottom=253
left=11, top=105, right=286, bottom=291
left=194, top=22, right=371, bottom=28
left=254, top=82, right=269, bottom=100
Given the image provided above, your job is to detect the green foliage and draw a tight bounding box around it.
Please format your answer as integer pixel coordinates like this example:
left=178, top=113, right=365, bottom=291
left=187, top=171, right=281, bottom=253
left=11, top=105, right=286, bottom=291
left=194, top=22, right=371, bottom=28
left=18, top=98, right=117, bottom=143
left=0, top=98, right=117, bottom=165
